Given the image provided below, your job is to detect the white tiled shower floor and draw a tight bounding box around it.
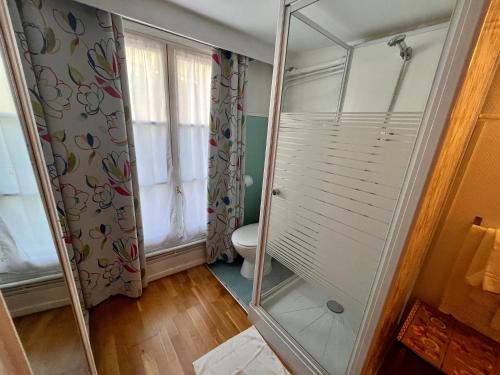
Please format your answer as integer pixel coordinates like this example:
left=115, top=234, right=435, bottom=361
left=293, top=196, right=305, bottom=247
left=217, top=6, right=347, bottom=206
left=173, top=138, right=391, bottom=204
left=261, top=278, right=364, bottom=374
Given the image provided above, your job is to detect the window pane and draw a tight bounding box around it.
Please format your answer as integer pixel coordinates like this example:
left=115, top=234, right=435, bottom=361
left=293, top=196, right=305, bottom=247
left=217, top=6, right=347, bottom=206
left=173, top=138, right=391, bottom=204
left=174, top=49, right=211, bottom=239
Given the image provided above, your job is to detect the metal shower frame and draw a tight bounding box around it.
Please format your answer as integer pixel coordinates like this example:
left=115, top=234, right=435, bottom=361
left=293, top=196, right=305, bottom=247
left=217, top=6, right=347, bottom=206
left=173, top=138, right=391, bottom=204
left=291, top=9, right=353, bottom=112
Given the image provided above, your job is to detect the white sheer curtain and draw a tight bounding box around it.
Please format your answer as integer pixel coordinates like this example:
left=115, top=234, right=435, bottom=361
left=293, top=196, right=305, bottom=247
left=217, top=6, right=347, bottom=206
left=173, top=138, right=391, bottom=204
left=125, top=33, right=211, bottom=251
left=174, top=49, right=211, bottom=239
left=125, top=34, right=177, bottom=249
left=0, top=117, right=60, bottom=282
left=0, top=52, right=59, bottom=284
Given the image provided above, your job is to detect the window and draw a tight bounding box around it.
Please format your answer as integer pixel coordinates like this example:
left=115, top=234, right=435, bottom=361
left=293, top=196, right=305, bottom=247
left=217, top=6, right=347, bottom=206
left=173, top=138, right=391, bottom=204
left=125, top=32, right=211, bottom=253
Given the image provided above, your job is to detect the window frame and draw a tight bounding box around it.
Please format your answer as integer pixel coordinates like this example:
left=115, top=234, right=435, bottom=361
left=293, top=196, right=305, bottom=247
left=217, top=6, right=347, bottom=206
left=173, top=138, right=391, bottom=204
left=124, top=24, right=211, bottom=256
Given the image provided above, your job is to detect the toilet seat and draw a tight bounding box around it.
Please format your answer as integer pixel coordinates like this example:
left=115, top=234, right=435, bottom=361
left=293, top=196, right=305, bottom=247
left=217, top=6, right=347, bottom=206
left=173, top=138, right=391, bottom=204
left=232, top=223, right=259, bottom=248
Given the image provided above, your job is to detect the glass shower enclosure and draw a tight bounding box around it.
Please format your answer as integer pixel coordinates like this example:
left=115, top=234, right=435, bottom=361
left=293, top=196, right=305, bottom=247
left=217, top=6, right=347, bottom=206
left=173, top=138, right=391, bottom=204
left=249, top=0, right=485, bottom=374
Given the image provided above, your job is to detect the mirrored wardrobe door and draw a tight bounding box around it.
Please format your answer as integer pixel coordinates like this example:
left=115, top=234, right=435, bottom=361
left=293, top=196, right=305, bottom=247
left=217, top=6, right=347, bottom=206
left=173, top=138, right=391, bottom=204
left=0, top=14, right=95, bottom=375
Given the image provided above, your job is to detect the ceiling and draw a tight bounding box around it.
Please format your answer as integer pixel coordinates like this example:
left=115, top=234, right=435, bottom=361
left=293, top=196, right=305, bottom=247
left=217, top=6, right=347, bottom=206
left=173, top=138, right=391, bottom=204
left=164, top=0, right=456, bottom=52
left=299, top=0, right=455, bottom=44
left=163, top=0, right=279, bottom=46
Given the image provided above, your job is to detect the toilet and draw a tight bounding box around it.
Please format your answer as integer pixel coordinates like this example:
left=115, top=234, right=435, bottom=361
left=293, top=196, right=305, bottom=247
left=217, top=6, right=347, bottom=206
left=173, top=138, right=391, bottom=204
left=232, top=223, right=272, bottom=279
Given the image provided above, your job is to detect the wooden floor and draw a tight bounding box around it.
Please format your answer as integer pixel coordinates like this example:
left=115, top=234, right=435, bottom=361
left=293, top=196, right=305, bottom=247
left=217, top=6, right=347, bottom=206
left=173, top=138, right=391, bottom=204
left=90, top=265, right=251, bottom=375
left=13, top=266, right=436, bottom=375
left=14, top=306, right=89, bottom=375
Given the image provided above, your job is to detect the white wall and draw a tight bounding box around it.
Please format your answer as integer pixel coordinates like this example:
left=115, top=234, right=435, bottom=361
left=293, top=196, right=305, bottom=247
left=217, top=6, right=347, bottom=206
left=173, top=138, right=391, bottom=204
left=246, top=61, right=273, bottom=117
left=76, top=0, right=275, bottom=63
left=343, top=27, right=448, bottom=112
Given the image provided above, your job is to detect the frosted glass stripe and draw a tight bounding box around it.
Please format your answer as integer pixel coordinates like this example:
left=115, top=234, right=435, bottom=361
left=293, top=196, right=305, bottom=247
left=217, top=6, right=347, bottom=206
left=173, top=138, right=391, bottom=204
left=266, top=112, right=422, bottom=305
left=277, top=143, right=414, bottom=166
left=268, top=208, right=384, bottom=257
left=274, top=182, right=393, bottom=223
left=273, top=167, right=399, bottom=206
left=274, top=165, right=401, bottom=199
left=271, top=198, right=387, bottom=246
left=274, top=174, right=395, bottom=212
left=275, top=158, right=408, bottom=187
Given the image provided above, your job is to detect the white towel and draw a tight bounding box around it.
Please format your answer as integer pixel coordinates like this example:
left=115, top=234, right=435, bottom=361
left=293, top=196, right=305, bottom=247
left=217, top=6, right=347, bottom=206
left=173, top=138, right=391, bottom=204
left=465, top=227, right=497, bottom=287
left=483, top=230, right=500, bottom=294
left=439, top=225, right=500, bottom=341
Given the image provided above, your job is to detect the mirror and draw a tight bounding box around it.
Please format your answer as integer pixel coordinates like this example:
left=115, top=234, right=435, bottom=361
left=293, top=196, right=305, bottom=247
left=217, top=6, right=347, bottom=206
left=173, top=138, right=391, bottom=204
left=0, top=37, right=91, bottom=375
left=259, top=0, right=457, bottom=373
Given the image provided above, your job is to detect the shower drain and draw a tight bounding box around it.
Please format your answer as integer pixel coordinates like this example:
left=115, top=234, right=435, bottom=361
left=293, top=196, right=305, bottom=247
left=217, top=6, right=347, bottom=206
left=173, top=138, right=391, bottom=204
left=326, top=300, right=344, bottom=314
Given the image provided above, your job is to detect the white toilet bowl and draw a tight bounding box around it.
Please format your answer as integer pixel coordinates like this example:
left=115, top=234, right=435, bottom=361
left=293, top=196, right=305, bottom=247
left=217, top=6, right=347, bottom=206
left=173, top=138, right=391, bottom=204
left=232, top=223, right=272, bottom=279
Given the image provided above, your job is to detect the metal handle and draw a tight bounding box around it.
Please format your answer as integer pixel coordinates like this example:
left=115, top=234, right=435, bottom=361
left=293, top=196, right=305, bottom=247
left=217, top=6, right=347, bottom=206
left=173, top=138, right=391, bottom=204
left=272, top=188, right=280, bottom=196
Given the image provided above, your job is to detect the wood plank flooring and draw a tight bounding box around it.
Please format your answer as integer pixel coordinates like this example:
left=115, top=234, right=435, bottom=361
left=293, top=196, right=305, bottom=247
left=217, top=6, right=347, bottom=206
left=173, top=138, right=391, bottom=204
left=14, top=306, right=90, bottom=375
left=90, top=265, right=252, bottom=375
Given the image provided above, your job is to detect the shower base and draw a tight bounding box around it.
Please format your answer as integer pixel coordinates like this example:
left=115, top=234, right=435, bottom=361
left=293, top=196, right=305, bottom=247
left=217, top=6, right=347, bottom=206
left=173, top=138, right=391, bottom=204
left=261, top=277, right=364, bottom=374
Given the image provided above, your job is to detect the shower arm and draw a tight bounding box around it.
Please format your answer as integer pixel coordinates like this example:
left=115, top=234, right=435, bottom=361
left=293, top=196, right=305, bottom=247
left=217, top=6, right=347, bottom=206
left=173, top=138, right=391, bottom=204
left=387, top=58, right=410, bottom=113
left=387, top=34, right=413, bottom=113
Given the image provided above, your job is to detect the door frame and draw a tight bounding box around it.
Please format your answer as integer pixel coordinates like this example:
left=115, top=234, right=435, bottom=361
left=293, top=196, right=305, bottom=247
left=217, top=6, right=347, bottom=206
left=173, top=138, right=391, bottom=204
left=249, top=0, right=489, bottom=374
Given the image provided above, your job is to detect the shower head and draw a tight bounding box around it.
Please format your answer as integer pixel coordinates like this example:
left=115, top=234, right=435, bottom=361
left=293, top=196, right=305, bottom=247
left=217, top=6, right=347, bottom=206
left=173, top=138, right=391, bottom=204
left=388, top=34, right=412, bottom=61
left=387, top=34, right=406, bottom=47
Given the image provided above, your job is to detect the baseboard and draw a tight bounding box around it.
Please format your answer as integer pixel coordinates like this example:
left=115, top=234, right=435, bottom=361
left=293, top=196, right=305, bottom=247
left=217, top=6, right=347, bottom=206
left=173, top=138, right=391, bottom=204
left=3, top=242, right=207, bottom=317
left=146, top=242, right=206, bottom=282
left=3, top=279, right=70, bottom=318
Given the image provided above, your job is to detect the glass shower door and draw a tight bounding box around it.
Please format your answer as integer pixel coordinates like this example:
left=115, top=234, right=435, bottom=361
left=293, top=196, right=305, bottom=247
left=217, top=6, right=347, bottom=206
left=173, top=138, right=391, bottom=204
left=256, top=0, right=457, bottom=373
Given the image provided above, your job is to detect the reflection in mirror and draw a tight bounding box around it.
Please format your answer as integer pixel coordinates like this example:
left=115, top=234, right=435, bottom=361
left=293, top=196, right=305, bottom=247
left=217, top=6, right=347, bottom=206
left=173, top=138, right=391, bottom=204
left=260, top=0, right=457, bottom=373
left=0, top=42, right=90, bottom=374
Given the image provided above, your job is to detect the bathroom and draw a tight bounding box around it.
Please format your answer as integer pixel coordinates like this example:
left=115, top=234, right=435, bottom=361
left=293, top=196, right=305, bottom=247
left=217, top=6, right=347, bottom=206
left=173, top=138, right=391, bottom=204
left=0, top=0, right=499, bottom=374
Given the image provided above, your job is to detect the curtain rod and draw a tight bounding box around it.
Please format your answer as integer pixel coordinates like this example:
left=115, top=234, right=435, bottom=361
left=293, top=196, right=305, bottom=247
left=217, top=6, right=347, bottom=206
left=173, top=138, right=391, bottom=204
left=124, top=16, right=257, bottom=61
left=124, top=17, right=217, bottom=50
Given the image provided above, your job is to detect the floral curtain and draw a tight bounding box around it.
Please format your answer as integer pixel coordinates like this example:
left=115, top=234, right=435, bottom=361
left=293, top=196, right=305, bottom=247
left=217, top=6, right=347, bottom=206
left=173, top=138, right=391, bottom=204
left=207, top=49, right=249, bottom=263
left=9, top=0, right=146, bottom=307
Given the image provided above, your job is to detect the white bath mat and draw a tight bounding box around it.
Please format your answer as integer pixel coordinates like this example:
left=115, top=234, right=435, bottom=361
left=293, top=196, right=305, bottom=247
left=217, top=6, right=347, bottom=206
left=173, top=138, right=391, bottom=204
left=193, top=326, right=290, bottom=375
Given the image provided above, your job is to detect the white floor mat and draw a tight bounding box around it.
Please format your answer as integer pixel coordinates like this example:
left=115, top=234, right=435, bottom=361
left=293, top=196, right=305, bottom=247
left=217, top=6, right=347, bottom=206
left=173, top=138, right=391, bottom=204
left=193, top=326, right=290, bottom=375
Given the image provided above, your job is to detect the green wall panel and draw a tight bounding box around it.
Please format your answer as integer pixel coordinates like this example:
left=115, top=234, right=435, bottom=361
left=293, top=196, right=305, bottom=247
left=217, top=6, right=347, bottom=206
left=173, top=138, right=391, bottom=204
left=244, top=115, right=268, bottom=224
